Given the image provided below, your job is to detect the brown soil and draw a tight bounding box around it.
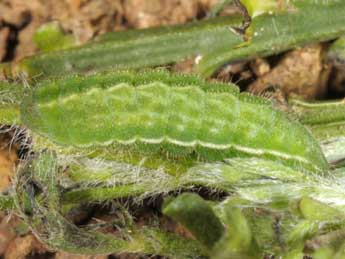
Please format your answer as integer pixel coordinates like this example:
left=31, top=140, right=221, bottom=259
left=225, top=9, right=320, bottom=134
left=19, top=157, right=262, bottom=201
left=248, top=44, right=328, bottom=100
left=0, top=131, right=18, bottom=192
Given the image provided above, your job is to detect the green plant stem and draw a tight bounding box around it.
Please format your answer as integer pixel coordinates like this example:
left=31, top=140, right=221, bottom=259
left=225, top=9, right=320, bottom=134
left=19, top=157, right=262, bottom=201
left=9, top=151, right=345, bottom=257
left=58, top=156, right=345, bottom=218
left=290, top=98, right=345, bottom=141
left=290, top=98, right=345, bottom=165
left=199, top=1, right=345, bottom=76
left=11, top=16, right=243, bottom=79
left=14, top=151, right=203, bottom=257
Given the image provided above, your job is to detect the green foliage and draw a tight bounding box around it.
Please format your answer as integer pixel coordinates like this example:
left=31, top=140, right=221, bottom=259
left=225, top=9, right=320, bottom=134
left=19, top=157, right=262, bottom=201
left=5, top=143, right=345, bottom=257
left=299, top=197, right=345, bottom=221
left=290, top=98, right=345, bottom=166
left=0, top=195, right=14, bottom=210
left=199, top=0, right=345, bottom=76
left=212, top=204, right=258, bottom=259
left=163, top=193, right=224, bottom=249
left=2, top=0, right=344, bottom=81
left=14, top=151, right=203, bottom=257
left=290, top=98, right=345, bottom=141
left=14, top=16, right=243, bottom=78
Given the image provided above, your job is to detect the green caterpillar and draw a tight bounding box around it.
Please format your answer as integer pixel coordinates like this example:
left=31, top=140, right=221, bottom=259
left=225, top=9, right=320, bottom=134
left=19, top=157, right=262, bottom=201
left=20, top=71, right=327, bottom=172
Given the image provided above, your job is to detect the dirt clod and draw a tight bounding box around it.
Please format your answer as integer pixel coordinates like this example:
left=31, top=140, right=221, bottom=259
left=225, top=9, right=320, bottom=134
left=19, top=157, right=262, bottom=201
left=248, top=44, right=326, bottom=99
left=0, top=215, right=17, bottom=255
left=250, top=58, right=270, bottom=77
left=0, top=135, right=18, bottom=193
left=124, top=0, right=198, bottom=28
left=4, top=234, right=37, bottom=259
left=0, top=0, right=123, bottom=60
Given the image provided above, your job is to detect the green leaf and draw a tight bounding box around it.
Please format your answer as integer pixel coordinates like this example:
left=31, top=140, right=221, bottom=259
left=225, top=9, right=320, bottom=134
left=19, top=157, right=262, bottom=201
left=163, top=193, right=225, bottom=249
left=299, top=197, right=345, bottom=221
left=212, top=205, right=259, bottom=259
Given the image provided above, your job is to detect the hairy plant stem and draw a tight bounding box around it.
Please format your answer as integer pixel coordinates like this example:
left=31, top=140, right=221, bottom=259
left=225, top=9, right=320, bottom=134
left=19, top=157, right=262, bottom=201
left=7, top=16, right=243, bottom=79
left=199, top=0, right=345, bottom=76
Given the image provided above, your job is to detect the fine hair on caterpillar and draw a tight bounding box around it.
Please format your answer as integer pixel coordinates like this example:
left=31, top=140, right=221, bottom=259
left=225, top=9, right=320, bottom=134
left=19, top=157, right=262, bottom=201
left=19, top=70, right=328, bottom=172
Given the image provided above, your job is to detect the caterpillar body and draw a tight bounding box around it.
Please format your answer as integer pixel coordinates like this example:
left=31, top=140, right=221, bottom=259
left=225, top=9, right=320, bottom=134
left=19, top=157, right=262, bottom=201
left=21, top=71, right=328, bottom=172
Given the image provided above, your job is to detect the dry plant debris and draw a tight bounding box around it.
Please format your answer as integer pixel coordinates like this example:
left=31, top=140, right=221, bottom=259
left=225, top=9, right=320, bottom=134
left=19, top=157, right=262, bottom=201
left=0, top=133, right=18, bottom=192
